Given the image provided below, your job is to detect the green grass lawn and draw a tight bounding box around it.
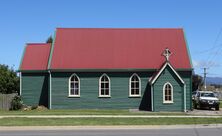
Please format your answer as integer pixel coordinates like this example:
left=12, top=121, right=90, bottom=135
left=0, top=109, right=221, bottom=126
left=0, top=109, right=187, bottom=116
left=0, top=117, right=221, bottom=126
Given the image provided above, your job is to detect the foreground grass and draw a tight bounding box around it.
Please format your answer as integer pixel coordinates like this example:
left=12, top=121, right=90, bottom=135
left=0, top=109, right=187, bottom=116
left=0, top=117, right=221, bottom=126
left=0, top=109, right=221, bottom=126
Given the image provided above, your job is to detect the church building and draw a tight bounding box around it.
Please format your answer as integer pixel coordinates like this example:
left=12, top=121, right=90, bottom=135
left=19, top=28, right=193, bottom=112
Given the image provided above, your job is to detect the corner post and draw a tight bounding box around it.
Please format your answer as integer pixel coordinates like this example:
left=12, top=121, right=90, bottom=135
left=151, top=85, right=154, bottom=111
left=20, top=72, right=22, bottom=96
left=184, top=84, right=187, bottom=112
left=48, top=70, right=52, bottom=109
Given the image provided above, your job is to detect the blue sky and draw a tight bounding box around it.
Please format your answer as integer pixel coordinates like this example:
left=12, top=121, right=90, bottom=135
left=0, top=0, right=222, bottom=77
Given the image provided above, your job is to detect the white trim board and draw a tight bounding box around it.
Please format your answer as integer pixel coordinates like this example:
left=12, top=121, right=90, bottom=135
left=68, top=73, right=80, bottom=97
left=19, top=72, right=22, bottom=95
left=99, top=73, right=111, bottom=97
left=150, top=62, right=185, bottom=85
left=162, top=82, right=174, bottom=104
left=129, top=73, right=141, bottom=97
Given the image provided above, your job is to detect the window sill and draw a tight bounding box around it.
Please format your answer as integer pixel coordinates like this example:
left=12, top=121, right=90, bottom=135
left=98, top=96, right=111, bottom=98
left=68, top=95, right=80, bottom=98
left=129, top=95, right=141, bottom=98
left=163, top=101, right=174, bottom=104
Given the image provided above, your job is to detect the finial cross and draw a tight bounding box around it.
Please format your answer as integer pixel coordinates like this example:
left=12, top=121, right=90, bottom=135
left=162, top=48, right=172, bottom=61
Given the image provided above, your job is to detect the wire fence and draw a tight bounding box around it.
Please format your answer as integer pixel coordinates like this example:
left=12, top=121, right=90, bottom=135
left=214, top=91, right=222, bottom=100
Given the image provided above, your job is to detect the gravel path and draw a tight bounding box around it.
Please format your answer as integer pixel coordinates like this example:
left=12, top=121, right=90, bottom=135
left=187, top=109, right=222, bottom=115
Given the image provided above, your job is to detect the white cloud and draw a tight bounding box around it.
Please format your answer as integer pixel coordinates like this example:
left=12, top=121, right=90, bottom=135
left=207, top=61, right=221, bottom=67
left=192, top=59, right=221, bottom=68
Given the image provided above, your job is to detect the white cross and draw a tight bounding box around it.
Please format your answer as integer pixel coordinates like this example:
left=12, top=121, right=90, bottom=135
left=162, top=48, right=172, bottom=61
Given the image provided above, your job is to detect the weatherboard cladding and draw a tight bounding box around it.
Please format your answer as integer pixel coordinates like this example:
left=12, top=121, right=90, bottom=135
left=21, top=70, right=191, bottom=110
left=150, top=62, right=185, bottom=85
left=151, top=66, right=192, bottom=112
left=50, top=72, right=152, bottom=109
left=178, top=70, right=192, bottom=110
left=48, top=71, right=191, bottom=110
left=153, top=66, right=184, bottom=111
left=22, top=73, right=48, bottom=107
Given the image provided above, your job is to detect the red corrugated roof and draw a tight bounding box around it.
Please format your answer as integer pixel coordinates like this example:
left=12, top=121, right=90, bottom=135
left=49, top=28, right=192, bottom=70
left=20, top=43, right=51, bottom=71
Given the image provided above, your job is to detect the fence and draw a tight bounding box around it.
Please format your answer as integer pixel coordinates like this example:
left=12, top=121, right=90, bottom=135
left=215, top=91, right=222, bottom=100
left=0, top=93, right=17, bottom=110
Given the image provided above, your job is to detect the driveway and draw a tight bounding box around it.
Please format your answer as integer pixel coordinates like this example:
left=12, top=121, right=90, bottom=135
left=188, top=109, right=222, bottom=115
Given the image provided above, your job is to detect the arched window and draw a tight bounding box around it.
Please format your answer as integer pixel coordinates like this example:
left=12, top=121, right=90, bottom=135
left=129, top=73, right=141, bottom=97
left=163, top=82, right=173, bottom=103
left=69, top=74, right=80, bottom=97
left=99, top=74, right=110, bottom=97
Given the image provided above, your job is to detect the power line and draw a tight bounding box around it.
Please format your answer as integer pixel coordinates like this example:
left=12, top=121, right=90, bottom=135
left=195, top=28, right=222, bottom=55
left=205, top=28, right=222, bottom=69
left=212, top=28, right=222, bottom=48
left=195, top=45, right=221, bottom=54
left=206, top=44, right=222, bottom=68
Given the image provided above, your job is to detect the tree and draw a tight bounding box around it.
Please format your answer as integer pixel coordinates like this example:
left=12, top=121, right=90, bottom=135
left=0, top=64, right=19, bottom=94
left=46, top=36, right=53, bottom=44
left=192, top=74, right=203, bottom=91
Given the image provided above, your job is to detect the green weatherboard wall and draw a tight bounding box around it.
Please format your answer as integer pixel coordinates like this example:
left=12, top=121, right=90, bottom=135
left=178, top=70, right=192, bottom=110
left=50, top=71, right=191, bottom=110
left=22, top=73, right=48, bottom=107
left=153, top=66, right=191, bottom=112
left=21, top=70, right=191, bottom=111
left=51, top=72, right=152, bottom=109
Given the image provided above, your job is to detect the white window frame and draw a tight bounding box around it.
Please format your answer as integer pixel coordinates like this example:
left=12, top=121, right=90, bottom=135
left=129, top=73, right=141, bottom=97
left=68, top=73, right=80, bottom=97
left=99, top=74, right=111, bottom=98
left=163, top=82, right=173, bottom=103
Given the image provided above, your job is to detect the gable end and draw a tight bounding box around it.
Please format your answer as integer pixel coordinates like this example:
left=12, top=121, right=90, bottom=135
left=150, top=62, right=185, bottom=85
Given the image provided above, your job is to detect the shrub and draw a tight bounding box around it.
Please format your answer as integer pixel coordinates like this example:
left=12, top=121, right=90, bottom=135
left=10, top=95, right=23, bottom=110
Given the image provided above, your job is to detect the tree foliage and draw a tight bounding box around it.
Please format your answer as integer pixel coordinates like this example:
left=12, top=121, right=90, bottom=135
left=46, top=36, right=53, bottom=44
left=192, top=74, right=203, bottom=91
left=0, top=64, right=19, bottom=94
